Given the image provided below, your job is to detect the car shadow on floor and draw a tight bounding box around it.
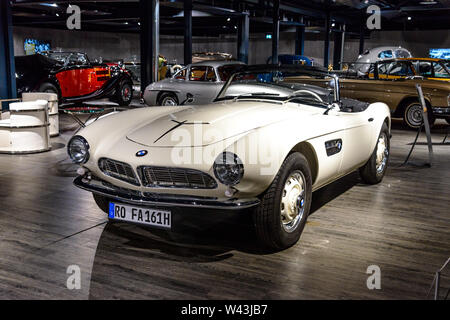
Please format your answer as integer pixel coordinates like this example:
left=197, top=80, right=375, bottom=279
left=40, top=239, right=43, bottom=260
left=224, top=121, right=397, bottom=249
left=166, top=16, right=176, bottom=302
left=91, top=171, right=362, bottom=261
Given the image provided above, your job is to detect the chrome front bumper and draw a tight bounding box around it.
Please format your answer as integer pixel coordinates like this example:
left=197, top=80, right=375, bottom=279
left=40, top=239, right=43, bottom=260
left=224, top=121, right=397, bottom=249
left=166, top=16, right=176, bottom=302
left=74, top=175, right=260, bottom=210
left=433, top=107, right=450, bottom=117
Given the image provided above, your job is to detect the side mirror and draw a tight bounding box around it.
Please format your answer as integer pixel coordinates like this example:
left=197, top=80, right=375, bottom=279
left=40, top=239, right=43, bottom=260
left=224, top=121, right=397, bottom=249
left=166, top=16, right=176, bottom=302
left=181, top=93, right=194, bottom=105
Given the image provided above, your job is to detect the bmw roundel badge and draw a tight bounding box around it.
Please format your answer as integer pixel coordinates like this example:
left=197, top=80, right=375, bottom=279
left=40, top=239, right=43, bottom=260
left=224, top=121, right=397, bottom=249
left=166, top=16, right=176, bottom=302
left=136, top=150, right=148, bottom=157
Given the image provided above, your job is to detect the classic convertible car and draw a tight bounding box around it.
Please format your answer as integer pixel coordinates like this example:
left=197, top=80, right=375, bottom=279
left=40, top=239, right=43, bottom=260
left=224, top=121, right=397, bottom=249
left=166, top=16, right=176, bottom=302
left=15, top=52, right=133, bottom=106
left=143, top=60, right=245, bottom=106
left=68, top=65, right=391, bottom=250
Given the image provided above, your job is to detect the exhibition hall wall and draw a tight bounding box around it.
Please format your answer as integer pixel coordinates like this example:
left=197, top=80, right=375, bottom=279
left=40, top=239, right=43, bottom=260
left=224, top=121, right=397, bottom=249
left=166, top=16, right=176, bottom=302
left=13, top=26, right=450, bottom=66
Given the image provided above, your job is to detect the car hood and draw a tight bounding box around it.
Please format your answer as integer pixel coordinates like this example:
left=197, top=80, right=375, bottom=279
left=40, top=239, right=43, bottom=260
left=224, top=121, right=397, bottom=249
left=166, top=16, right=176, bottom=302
left=126, top=101, right=291, bottom=147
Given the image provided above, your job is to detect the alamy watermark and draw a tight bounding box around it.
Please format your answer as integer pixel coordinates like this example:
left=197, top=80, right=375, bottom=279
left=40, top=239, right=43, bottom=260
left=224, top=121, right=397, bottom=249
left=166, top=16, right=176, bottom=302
left=66, top=265, right=81, bottom=290
left=366, top=265, right=381, bottom=290
left=366, top=5, right=381, bottom=30
left=66, top=5, right=81, bottom=30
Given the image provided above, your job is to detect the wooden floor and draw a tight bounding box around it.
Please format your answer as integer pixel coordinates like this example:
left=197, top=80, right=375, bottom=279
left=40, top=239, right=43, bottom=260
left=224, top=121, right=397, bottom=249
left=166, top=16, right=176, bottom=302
left=0, top=114, right=449, bottom=300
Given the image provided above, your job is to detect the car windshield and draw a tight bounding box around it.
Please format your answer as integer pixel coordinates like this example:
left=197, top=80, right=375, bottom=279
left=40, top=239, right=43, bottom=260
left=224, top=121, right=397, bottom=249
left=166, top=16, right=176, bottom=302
left=45, top=52, right=89, bottom=66
left=216, top=67, right=336, bottom=108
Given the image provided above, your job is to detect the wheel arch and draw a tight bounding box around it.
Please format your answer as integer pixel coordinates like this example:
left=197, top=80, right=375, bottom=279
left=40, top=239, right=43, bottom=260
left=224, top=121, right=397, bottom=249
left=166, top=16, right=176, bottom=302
left=156, top=90, right=180, bottom=104
left=394, top=95, right=431, bottom=118
left=287, top=141, right=319, bottom=185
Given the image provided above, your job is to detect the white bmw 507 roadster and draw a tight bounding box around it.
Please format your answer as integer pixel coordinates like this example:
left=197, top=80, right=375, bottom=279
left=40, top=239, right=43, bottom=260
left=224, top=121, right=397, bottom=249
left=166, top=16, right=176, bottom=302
left=68, top=65, right=391, bottom=250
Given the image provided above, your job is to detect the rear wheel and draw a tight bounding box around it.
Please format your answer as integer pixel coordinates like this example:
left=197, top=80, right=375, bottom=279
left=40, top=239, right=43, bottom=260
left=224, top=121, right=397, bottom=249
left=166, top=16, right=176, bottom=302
left=38, top=82, right=58, bottom=95
left=403, top=101, right=435, bottom=129
left=158, top=92, right=178, bottom=106
left=359, top=123, right=390, bottom=185
left=115, top=80, right=133, bottom=106
left=253, top=153, right=312, bottom=251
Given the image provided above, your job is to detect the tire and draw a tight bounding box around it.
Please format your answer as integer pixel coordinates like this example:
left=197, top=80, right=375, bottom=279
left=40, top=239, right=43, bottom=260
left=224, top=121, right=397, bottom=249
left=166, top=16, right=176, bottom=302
left=403, top=101, right=435, bottom=129
left=38, top=82, right=58, bottom=95
left=359, top=123, right=390, bottom=185
left=253, top=152, right=312, bottom=251
left=115, top=80, right=133, bottom=106
left=158, top=92, right=179, bottom=106
left=93, top=193, right=111, bottom=214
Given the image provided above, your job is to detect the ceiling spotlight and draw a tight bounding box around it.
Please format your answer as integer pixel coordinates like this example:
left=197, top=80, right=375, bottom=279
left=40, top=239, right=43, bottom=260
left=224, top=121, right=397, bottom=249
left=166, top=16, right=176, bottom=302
left=138, top=22, right=141, bottom=26
left=56, top=13, right=59, bottom=17
left=407, top=16, right=412, bottom=20
left=227, top=17, right=231, bottom=22
left=331, top=22, right=336, bottom=27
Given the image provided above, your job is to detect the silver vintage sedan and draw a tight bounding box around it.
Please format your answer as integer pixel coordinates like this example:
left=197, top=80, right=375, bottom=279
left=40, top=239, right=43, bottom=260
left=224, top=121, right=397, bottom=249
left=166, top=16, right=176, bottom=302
left=143, top=60, right=246, bottom=106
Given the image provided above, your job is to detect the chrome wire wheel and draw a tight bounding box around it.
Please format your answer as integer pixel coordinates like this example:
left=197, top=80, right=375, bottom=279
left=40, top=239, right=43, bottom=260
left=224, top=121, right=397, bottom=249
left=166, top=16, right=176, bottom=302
left=376, top=132, right=389, bottom=174
left=280, top=170, right=306, bottom=233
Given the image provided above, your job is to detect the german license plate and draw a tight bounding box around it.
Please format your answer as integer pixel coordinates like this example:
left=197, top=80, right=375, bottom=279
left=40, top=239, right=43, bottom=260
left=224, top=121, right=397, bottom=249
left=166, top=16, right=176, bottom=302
left=109, top=202, right=171, bottom=229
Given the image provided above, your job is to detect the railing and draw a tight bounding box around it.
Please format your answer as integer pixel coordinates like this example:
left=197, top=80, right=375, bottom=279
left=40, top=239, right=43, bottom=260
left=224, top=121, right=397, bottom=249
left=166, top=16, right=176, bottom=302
left=427, top=257, right=450, bottom=300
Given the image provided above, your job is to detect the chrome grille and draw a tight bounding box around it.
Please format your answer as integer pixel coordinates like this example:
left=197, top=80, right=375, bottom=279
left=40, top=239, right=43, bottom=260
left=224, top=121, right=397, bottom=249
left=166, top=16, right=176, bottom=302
left=98, top=158, right=140, bottom=186
left=139, top=166, right=217, bottom=189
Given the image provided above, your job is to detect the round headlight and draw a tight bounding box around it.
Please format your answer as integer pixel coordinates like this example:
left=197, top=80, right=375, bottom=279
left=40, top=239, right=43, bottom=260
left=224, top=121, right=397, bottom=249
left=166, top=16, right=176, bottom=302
left=213, top=152, right=244, bottom=186
left=68, top=136, right=90, bottom=164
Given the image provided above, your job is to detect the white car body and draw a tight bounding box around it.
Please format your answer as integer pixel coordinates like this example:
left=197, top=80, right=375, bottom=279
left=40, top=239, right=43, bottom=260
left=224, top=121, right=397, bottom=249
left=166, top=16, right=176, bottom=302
left=70, top=65, right=391, bottom=249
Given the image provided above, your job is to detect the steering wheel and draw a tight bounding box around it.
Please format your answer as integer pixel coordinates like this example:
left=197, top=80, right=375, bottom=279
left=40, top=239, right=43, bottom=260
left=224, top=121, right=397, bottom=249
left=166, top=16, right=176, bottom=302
left=291, top=90, right=324, bottom=103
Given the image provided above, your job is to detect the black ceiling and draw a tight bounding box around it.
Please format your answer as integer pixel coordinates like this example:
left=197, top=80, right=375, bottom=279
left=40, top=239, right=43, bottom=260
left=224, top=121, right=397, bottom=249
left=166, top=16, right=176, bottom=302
left=9, top=0, right=450, bottom=36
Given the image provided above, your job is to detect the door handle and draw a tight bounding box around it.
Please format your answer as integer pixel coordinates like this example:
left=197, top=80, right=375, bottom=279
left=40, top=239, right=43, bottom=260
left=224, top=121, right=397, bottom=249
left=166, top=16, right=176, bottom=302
left=368, top=118, right=374, bottom=122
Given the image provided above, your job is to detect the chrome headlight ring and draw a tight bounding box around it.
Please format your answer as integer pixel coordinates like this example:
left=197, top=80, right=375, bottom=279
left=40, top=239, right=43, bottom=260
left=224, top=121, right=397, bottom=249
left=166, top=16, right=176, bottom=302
left=213, top=152, right=244, bottom=187
left=67, top=135, right=90, bottom=164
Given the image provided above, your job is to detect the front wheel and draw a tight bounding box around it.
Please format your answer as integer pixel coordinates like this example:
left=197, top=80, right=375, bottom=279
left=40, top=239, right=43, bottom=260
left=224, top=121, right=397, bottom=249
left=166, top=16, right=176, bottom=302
left=115, top=80, right=133, bottom=106
left=359, top=123, right=390, bottom=185
left=403, top=101, right=435, bottom=129
left=158, top=92, right=179, bottom=106
left=253, top=153, right=312, bottom=251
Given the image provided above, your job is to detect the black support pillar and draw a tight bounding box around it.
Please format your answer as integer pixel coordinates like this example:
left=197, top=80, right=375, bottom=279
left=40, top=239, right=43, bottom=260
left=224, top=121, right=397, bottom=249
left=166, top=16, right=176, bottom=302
left=272, top=0, right=280, bottom=64
left=237, top=13, right=249, bottom=64
left=140, top=0, right=159, bottom=91
left=333, top=25, right=345, bottom=70
left=184, top=0, right=192, bottom=66
left=359, top=25, right=365, bottom=54
left=323, top=12, right=330, bottom=69
left=295, top=25, right=305, bottom=56
left=0, top=0, right=16, bottom=104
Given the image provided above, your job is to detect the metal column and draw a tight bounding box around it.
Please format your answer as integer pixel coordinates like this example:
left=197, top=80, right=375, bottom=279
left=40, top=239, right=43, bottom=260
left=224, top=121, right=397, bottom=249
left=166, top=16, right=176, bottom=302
left=359, top=26, right=365, bottom=54
left=333, top=25, right=345, bottom=70
left=295, top=25, right=305, bottom=56
left=323, top=12, right=330, bottom=69
left=184, top=0, right=192, bottom=66
left=237, top=13, right=249, bottom=64
left=140, top=0, right=159, bottom=91
left=0, top=0, right=16, bottom=106
left=272, top=0, right=280, bottom=64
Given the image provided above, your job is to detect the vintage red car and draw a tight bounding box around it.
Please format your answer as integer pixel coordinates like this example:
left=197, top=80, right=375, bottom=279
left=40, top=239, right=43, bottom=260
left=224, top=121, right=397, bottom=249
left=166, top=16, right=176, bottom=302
left=15, top=52, right=133, bottom=106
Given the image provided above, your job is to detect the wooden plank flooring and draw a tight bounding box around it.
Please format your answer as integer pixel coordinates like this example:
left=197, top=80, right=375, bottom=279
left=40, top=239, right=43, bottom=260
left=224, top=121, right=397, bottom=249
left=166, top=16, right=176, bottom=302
left=0, top=115, right=449, bottom=299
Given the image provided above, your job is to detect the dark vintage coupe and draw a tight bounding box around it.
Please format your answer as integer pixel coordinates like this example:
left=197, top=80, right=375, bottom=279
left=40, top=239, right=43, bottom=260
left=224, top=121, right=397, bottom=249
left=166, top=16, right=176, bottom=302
left=15, top=52, right=134, bottom=106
